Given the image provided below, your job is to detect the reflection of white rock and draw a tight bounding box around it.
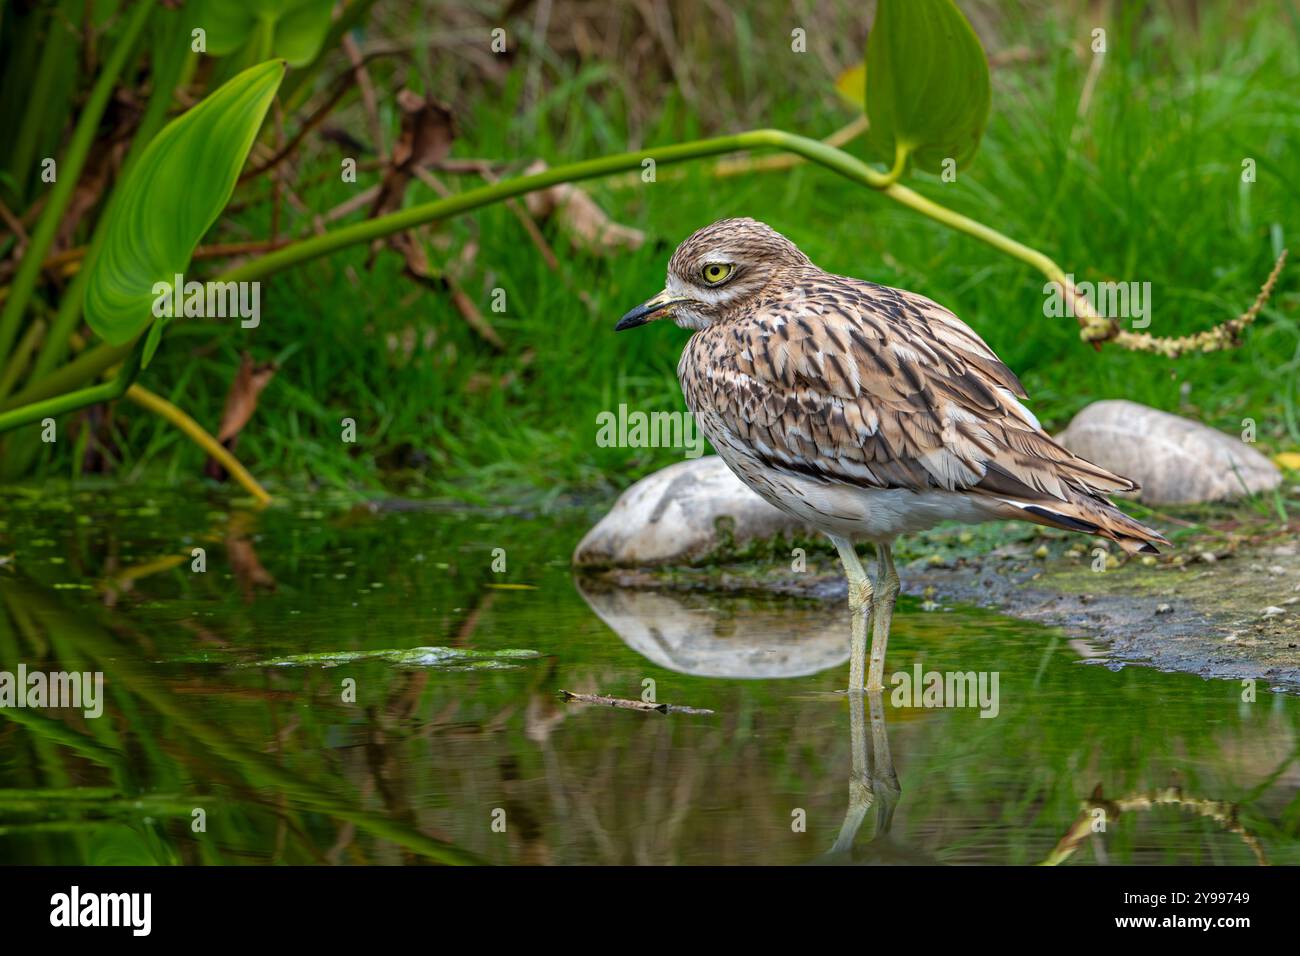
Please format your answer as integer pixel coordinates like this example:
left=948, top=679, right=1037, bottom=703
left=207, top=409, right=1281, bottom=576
left=572, top=456, right=814, bottom=568
left=575, top=578, right=848, bottom=679
left=1057, top=400, right=1281, bottom=505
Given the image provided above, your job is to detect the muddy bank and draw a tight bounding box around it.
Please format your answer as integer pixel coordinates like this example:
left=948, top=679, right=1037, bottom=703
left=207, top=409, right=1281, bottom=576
left=579, top=522, right=1300, bottom=691
left=905, top=546, right=1300, bottom=691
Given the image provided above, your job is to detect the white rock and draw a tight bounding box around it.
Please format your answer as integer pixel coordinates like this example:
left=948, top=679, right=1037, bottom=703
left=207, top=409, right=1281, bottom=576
left=575, top=578, right=848, bottom=678
left=572, top=456, right=815, bottom=567
left=1057, top=400, right=1282, bottom=505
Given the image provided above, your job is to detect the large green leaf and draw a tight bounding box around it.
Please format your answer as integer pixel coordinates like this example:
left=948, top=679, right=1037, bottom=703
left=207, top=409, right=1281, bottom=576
left=863, top=0, right=990, bottom=176
left=195, top=0, right=336, bottom=67
left=83, top=60, right=284, bottom=347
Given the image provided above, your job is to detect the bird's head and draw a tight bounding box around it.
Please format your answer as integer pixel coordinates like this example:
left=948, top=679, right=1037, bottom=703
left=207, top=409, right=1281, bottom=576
left=615, top=217, right=811, bottom=332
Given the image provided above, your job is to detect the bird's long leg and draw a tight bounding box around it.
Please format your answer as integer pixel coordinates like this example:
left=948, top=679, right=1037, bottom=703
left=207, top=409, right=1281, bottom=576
left=830, top=688, right=873, bottom=854
left=867, top=540, right=900, bottom=692
left=829, top=534, right=873, bottom=691
left=829, top=690, right=899, bottom=858
left=867, top=689, right=901, bottom=835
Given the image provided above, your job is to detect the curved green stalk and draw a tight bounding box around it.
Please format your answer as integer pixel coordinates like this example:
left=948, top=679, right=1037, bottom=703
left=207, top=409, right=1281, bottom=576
left=0, top=319, right=44, bottom=397
left=0, top=340, right=142, bottom=433
left=1, top=127, right=1080, bottom=433
left=877, top=139, right=911, bottom=187
left=125, top=383, right=272, bottom=505
left=219, top=130, right=890, bottom=282
left=881, top=179, right=1064, bottom=283
left=0, top=338, right=135, bottom=413
left=215, top=129, right=1066, bottom=290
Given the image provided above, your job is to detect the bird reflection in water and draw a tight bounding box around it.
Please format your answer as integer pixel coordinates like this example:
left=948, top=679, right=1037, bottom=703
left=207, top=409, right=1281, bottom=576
left=576, top=576, right=911, bottom=862
left=823, top=690, right=901, bottom=863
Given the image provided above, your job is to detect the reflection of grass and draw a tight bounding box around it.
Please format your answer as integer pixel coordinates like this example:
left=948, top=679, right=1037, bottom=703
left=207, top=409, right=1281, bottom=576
left=1, top=576, right=483, bottom=864
left=853, top=606, right=1300, bottom=865
left=3, top=493, right=1298, bottom=865
left=235, top=646, right=541, bottom=668
left=0, top=788, right=212, bottom=841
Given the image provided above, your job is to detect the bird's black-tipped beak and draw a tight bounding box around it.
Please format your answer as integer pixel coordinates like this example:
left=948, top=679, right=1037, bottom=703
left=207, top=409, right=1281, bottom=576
left=615, top=290, right=685, bottom=331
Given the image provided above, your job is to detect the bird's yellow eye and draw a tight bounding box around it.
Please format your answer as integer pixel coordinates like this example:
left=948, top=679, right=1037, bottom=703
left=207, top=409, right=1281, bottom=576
left=701, top=263, right=734, bottom=285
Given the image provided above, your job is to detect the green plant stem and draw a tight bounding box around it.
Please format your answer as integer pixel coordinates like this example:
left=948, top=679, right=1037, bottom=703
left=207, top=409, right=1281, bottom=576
left=0, top=339, right=134, bottom=413
left=216, top=129, right=1071, bottom=291
left=0, top=319, right=44, bottom=397
left=0, top=341, right=142, bottom=433
left=0, top=0, right=153, bottom=369
left=1, top=128, right=1082, bottom=432
left=124, top=383, right=272, bottom=504
left=217, top=130, right=892, bottom=282
left=880, top=179, right=1063, bottom=282
left=878, top=139, right=911, bottom=186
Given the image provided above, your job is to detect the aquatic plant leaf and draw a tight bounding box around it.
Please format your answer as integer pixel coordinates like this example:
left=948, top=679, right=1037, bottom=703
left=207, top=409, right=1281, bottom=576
left=82, top=61, right=284, bottom=346
left=240, top=646, right=542, bottom=669
left=863, top=0, right=990, bottom=175
left=196, top=0, right=336, bottom=67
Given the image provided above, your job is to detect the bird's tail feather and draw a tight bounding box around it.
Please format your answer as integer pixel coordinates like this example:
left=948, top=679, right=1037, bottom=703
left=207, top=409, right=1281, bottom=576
left=997, top=494, right=1170, bottom=555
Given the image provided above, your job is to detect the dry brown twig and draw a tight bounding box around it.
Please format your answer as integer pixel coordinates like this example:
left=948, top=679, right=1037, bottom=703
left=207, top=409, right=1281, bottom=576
left=0, top=198, right=30, bottom=254
left=558, top=690, right=714, bottom=716
left=239, top=51, right=403, bottom=184
left=342, top=32, right=387, bottom=163
left=1042, top=784, right=1268, bottom=866
left=455, top=163, right=560, bottom=271
left=1110, top=249, right=1289, bottom=358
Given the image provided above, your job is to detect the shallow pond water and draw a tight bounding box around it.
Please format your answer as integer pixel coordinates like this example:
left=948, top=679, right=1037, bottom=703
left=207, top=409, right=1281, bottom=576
left=0, top=487, right=1296, bottom=865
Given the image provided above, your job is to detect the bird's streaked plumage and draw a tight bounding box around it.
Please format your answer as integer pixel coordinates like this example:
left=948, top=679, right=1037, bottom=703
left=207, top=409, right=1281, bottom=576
left=618, top=217, right=1167, bottom=689
left=643, top=217, right=1166, bottom=551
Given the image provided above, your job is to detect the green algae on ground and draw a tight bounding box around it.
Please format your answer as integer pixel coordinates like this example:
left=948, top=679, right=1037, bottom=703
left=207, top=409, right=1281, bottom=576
left=238, top=646, right=543, bottom=669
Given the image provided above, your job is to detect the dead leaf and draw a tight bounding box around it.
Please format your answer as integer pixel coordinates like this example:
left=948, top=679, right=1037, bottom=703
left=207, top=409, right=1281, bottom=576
left=227, top=535, right=277, bottom=600
left=205, top=352, right=277, bottom=480
left=360, top=92, right=501, bottom=347
left=366, top=91, right=456, bottom=238
left=523, top=159, right=644, bottom=254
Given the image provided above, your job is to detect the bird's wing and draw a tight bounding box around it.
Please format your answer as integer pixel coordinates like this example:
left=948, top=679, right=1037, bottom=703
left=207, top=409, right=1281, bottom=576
left=689, top=276, right=1137, bottom=505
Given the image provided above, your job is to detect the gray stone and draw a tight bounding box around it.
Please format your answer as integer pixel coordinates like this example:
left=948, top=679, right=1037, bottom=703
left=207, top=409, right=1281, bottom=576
left=574, top=578, right=848, bottom=678
left=574, top=402, right=1282, bottom=570
left=572, top=456, right=814, bottom=567
left=1057, top=400, right=1281, bottom=505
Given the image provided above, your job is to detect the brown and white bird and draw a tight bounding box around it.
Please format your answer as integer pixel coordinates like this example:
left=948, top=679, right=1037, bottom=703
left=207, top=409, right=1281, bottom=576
left=616, top=217, right=1167, bottom=692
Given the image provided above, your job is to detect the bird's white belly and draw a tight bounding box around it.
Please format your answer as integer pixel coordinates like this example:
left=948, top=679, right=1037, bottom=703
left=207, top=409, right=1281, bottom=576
left=712, top=442, right=997, bottom=542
